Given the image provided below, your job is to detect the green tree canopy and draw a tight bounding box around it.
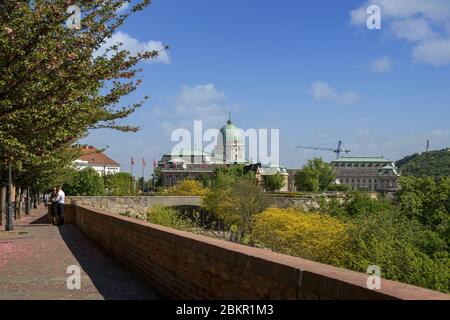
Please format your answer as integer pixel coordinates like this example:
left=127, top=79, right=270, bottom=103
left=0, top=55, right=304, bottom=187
left=105, top=172, right=133, bottom=196
left=396, top=149, right=450, bottom=177
left=396, top=176, right=450, bottom=245
left=262, top=173, right=285, bottom=192
left=294, top=158, right=336, bottom=192
left=0, top=0, right=163, bottom=191
left=64, top=167, right=105, bottom=196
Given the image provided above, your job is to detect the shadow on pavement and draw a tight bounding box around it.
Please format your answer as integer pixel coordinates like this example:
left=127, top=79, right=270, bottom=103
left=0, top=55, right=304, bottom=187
left=58, top=224, right=163, bottom=300
left=29, top=214, right=50, bottom=225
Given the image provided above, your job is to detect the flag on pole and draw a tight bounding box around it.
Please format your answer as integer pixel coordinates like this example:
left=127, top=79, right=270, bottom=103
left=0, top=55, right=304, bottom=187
left=131, top=157, right=135, bottom=166
left=153, top=158, right=157, bottom=168
left=142, top=158, right=146, bottom=167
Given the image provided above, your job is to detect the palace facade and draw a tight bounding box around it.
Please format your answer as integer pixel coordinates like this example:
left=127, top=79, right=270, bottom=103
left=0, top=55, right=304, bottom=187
left=157, top=117, right=288, bottom=191
left=331, top=157, right=400, bottom=193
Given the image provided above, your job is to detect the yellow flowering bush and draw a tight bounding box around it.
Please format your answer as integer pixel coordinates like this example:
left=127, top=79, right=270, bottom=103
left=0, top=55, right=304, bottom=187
left=252, top=208, right=349, bottom=264
left=167, top=179, right=209, bottom=196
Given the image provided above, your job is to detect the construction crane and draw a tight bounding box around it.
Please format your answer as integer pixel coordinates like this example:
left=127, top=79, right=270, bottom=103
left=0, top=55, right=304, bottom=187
left=296, top=140, right=351, bottom=159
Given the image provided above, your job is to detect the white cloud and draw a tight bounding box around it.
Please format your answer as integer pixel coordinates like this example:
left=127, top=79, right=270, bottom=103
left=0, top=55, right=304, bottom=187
left=153, top=84, right=239, bottom=132
left=365, top=56, right=393, bottom=73
left=116, top=2, right=130, bottom=14
left=413, top=39, right=450, bottom=66
left=174, top=84, right=231, bottom=123
left=310, top=81, right=359, bottom=105
left=350, top=0, right=450, bottom=66
left=350, top=0, right=450, bottom=24
left=390, top=18, right=438, bottom=42
left=177, top=84, right=225, bottom=113
left=95, top=31, right=170, bottom=64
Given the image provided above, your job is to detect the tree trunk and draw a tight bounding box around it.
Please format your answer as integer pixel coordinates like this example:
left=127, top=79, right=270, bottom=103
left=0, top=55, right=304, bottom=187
left=33, top=190, right=38, bottom=208
left=0, top=186, right=5, bottom=226
left=14, top=187, right=18, bottom=219
left=25, top=188, right=30, bottom=215
left=15, top=188, right=23, bottom=219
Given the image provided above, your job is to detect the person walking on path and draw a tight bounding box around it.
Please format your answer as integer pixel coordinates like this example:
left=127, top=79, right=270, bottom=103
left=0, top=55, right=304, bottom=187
left=54, top=186, right=65, bottom=225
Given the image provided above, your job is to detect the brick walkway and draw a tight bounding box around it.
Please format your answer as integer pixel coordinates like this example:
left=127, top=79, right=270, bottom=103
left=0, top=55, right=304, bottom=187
left=0, top=206, right=161, bottom=300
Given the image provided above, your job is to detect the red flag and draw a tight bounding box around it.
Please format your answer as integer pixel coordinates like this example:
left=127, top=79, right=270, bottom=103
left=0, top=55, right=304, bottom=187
left=142, top=158, right=146, bottom=167
left=131, top=157, right=135, bottom=166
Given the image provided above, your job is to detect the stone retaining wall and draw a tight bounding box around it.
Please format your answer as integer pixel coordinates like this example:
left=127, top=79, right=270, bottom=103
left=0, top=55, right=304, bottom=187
left=68, top=195, right=338, bottom=216
left=69, top=196, right=202, bottom=218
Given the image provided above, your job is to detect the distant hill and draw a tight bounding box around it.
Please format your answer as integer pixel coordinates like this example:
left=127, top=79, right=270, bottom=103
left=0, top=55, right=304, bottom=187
left=396, top=148, right=450, bottom=177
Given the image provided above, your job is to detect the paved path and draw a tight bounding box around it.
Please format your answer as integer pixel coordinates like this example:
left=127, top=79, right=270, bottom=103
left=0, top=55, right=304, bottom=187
left=0, top=206, right=161, bottom=300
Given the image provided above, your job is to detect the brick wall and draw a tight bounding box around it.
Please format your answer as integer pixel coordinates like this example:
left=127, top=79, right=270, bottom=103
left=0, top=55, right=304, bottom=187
left=64, top=204, right=450, bottom=300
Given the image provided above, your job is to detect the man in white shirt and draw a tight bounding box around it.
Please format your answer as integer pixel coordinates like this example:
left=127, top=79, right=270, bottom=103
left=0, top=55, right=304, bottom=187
left=55, top=186, right=65, bottom=225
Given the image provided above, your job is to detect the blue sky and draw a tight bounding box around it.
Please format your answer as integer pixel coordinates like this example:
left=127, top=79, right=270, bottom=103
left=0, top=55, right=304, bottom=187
left=82, top=0, right=450, bottom=177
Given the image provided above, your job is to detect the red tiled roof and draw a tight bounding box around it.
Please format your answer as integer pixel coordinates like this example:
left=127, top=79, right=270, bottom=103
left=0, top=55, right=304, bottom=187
left=77, top=147, right=120, bottom=166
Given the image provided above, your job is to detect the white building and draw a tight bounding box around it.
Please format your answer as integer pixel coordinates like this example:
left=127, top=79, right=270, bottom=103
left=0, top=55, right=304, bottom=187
left=73, top=146, right=121, bottom=175
left=213, top=115, right=246, bottom=164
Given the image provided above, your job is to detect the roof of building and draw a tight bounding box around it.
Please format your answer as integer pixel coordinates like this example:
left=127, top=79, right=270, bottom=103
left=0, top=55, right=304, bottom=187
left=164, top=150, right=211, bottom=156
left=258, top=166, right=288, bottom=175
left=219, top=114, right=243, bottom=144
left=332, top=157, right=392, bottom=163
left=76, top=147, right=120, bottom=166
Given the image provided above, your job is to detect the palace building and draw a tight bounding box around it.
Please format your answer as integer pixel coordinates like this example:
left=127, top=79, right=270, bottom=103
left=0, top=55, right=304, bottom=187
left=157, top=117, right=288, bottom=190
left=331, top=157, right=400, bottom=193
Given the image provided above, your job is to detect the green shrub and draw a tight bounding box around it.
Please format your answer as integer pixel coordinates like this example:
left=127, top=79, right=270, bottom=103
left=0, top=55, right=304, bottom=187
left=147, top=205, right=193, bottom=231
left=262, top=174, right=285, bottom=192
left=336, top=210, right=450, bottom=293
left=119, top=211, right=131, bottom=217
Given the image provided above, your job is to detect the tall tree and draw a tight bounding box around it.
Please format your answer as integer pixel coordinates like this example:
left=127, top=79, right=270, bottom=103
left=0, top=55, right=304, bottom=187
left=0, top=0, right=164, bottom=189
left=64, top=167, right=105, bottom=196
left=294, top=158, right=336, bottom=192
left=203, top=180, right=271, bottom=243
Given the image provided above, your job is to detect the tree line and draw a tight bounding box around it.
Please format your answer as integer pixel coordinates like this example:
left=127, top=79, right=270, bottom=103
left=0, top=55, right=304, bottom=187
left=0, top=1, right=160, bottom=222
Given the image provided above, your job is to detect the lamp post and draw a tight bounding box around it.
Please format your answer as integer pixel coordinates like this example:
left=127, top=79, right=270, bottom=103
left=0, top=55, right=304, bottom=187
left=6, top=161, right=14, bottom=231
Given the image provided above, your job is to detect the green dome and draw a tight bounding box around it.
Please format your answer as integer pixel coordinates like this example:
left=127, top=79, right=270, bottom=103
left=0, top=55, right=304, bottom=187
left=220, top=118, right=243, bottom=144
